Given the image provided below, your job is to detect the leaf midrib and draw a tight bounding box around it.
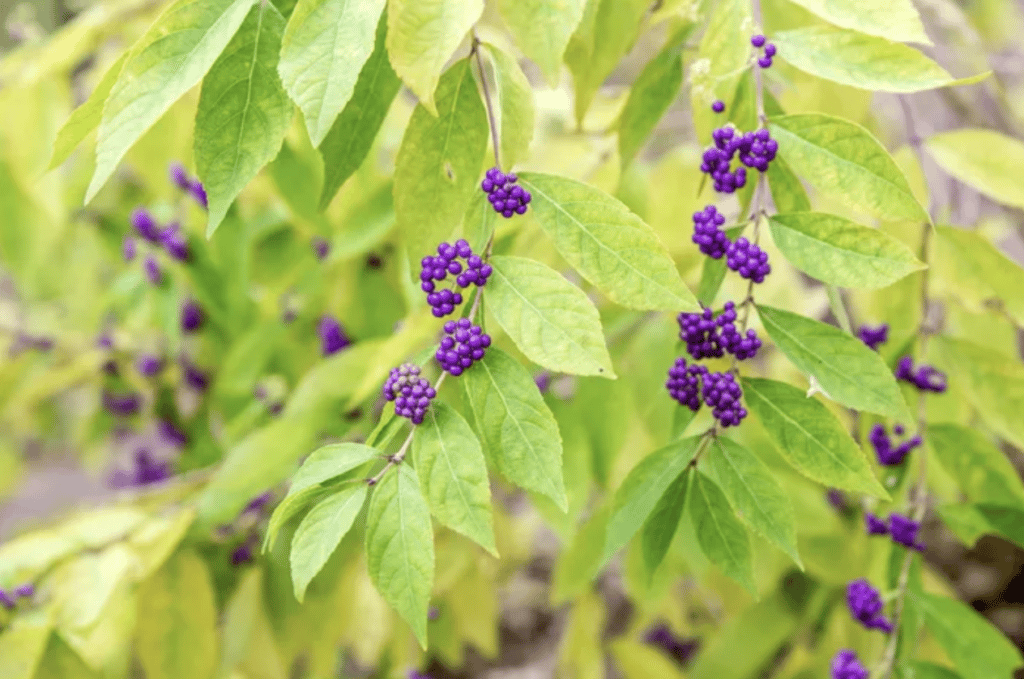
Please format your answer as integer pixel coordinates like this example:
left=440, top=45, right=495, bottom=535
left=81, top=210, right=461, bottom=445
left=424, top=408, right=492, bottom=550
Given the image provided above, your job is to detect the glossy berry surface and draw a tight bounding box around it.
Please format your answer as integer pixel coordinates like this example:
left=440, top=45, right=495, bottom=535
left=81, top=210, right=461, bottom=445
left=846, top=579, right=893, bottom=633
left=481, top=167, right=531, bottom=218
left=436, top=318, right=491, bottom=376
left=751, top=34, right=766, bottom=48
left=383, top=363, right=436, bottom=425
left=702, top=127, right=778, bottom=193
left=692, top=205, right=729, bottom=259
left=702, top=371, right=747, bottom=427
left=420, top=239, right=492, bottom=317
left=726, top=237, right=771, bottom=283
left=717, top=302, right=762, bottom=360
left=678, top=307, right=723, bottom=359
left=831, top=649, right=869, bottom=679
left=666, top=357, right=706, bottom=411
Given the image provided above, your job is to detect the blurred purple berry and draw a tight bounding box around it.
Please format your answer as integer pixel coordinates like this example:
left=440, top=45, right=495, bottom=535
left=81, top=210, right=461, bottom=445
left=643, top=623, right=701, bottom=665
left=230, top=542, right=254, bottom=566
left=123, top=236, right=137, bottom=262
left=889, top=513, right=925, bottom=551
left=130, top=208, right=161, bottom=242
left=158, top=419, right=189, bottom=447
left=0, top=590, right=14, bottom=609
left=858, top=323, right=889, bottom=351
left=535, top=371, right=552, bottom=393
left=764, top=43, right=777, bottom=58
left=182, top=358, right=210, bottom=392
left=846, top=579, right=893, bottom=633
left=132, top=448, right=172, bottom=485
left=102, top=390, right=141, bottom=417
left=318, top=315, right=351, bottom=356
left=137, top=354, right=165, bottom=377
left=831, top=649, right=869, bottom=679
left=711, top=100, right=725, bottom=113
left=188, top=179, right=208, bottom=209
left=895, top=356, right=947, bottom=393
left=161, top=225, right=190, bottom=262
left=169, top=162, right=191, bottom=190
left=243, top=491, right=274, bottom=515
left=870, top=423, right=922, bottom=466
left=144, top=255, right=162, bottom=285
left=757, top=56, right=773, bottom=68
left=312, top=237, right=330, bottom=261
left=12, top=584, right=34, bottom=599
left=181, top=300, right=204, bottom=333
left=826, top=489, right=850, bottom=512
left=865, top=512, right=888, bottom=535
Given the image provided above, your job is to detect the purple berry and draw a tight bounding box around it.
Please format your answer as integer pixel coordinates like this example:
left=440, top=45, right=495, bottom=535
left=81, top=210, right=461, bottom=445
left=181, top=358, right=210, bottom=392
left=12, top=584, right=34, bottom=600
left=435, top=318, right=490, bottom=375
left=158, top=419, right=189, bottom=447
left=131, top=208, right=161, bottom=243
left=137, top=354, right=165, bottom=377
left=725, top=238, right=770, bottom=283
left=123, top=236, right=137, bottom=262
left=702, top=371, right=747, bottom=427
left=858, top=323, right=889, bottom=351
left=677, top=307, right=723, bottom=360
left=846, top=579, right=893, bottom=633
left=889, top=513, right=925, bottom=551
left=312, top=237, right=330, bottom=261
left=757, top=57, right=773, bottom=69
left=711, top=100, right=725, bottom=113
left=666, top=357, right=706, bottom=411
left=169, top=162, right=191, bottom=190
left=144, top=255, right=162, bottom=285
left=102, top=390, right=142, bottom=417
left=161, top=226, right=190, bottom=262
left=751, top=34, right=766, bottom=48
left=831, top=649, right=869, bottom=679
left=865, top=512, right=888, bottom=535
left=383, top=363, right=436, bottom=424
left=181, top=300, right=204, bottom=333
left=188, top=179, right=207, bottom=209
left=480, top=166, right=530, bottom=218
left=692, top=205, right=730, bottom=259
left=764, top=43, right=777, bottom=58
left=317, top=315, right=351, bottom=356
left=895, top=356, right=947, bottom=393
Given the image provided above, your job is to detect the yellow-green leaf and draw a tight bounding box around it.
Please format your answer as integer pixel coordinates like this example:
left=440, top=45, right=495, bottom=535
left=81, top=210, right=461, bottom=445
left=925, top=129, right=1024, bottom=210
left=497, top=0, right=586, bottom=87
left=785, top=0, right=929, bottom=44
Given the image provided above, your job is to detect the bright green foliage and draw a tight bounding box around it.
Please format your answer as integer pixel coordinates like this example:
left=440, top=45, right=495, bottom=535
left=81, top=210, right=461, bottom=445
left=385, top=0, right=483, bottom=114
left=765, top=154, right=811, bottom=213
left=278, top=0, right=385, bottom=146
left=757, top=306, right=912, bottom=421
left=784, top=0, right=930, bottom=44
left=462, top=347, right=567, bottom=508
left=689, top=0, right=750, bottom=143
left=195, top=2, right=292, bottom=235
left=639, top=467, right=690, bottom=576
left=317, top=13, right=401, bottom=209
left=617, top=26, right=689, bottom=169
left=364, top=464, right=434, bottom=648
left=703, top=437, right=802, bottom=567
left=688, top=470, right=756, bottom=596
left=688, top=595, right=800, bottom=679
left=0, top=613, right=51, bottom=679
left=290, top=484, right=368, bottom=601
left=483, top=43, right=535, bottom=169
left=413, top=402, right=497, bottom=555
left=136, top=550, right=218, bottom=679
left=602, top=436, right=702, bottom=565
left=87, top=0, right=258, bottom=201
left=769, top=212, right=925, bottom=289
left=908, top=662, right=963, bottom=679
left=769, top=114, right=929, bottom=222
left=486, top=255, right=615, bottom=377
left=497, top=0, right=586, bottom=87
left=48, top=52, right=127, bottom=170
left=564, top=0, right=649, bottom=124
left=552, top=506, right=609, bottom=603
left=393, top=58, right=488, bottom=261
left=742, top=377, right=889, bottom=497
left=934, top=225, right=1024, bottom=327
left=925, top=129, right=1024, bottom=209
left=518, top=172, right=698, bottom=312
left=772, top=27, right=976, bottom=93
left=914, top=591, right=1024, bottom=679
left=929, top=424, right=1024, bottom=510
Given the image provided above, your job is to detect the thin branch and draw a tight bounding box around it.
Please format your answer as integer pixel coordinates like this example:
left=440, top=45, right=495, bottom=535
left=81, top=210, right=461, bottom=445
left=471, top=33, right=502, bottom=169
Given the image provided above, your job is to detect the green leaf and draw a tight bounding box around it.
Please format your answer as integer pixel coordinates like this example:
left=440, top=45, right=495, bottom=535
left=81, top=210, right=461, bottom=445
left=936, top=337, right=1024, bottom=451
left=462, top=347, right=566, bottom=508
left=518, top=172, right=698, bottom=312
left=413, top=402, right=496, bottom=555
left=617, top=27, right=688, bottom=169
left=0, top=614, right=52, bottom=679
left=484, top=43, right=535, bottom=169
left=195, top=2, right=293, bottom=236
left=317, top=13, right=400, bottom=209
left=365, top=464, right=434, bottom=649
left=487, top=255, right=615, bottom=377
left=974, top=504, right=1024, bottom=550
left=766, top=154, right=810, bottom=213
left=278, top=0, right=384, bottom=146
left=137, top=549, right=218, bottom=679
left=688, top=0, right=751, bottom=143
left=688, top=471, right=756, bottom=596
left=768, top=212, right=925, bottom=289
left=742, top=377, right=889, bottom=498
left=757, top=305, right=911, bottom=421
left=602, top=436, right=702, bottom=565
left=934, top=225, right=1024, bottom=327
left=926, top=129, right=1024, bottom=210
left=784, top=0, right=929, bottom=44
left=385, top=0, right=482, bottom=114
left=704, top=436, right=802, bottom=567
left=86, top=0, right=258, bottom=202
left=551, top=505, right=609, bottom=603
left=772, top=27, right=982, bottom=93
left=929, top=423, right=1024, bottom=511
left=497, top=0, right=586, bottom=87
left=768, top=114, right=928, bottom=222
left=393, top=58, right=487, bottom=260
left=48, top=52, right=128, bottom=169
left=640, top=467, right=691, bottom=576
left=914, top=591, right=1024, bottom=679
left=264, top=484, right=335, bottom=552
left=906, top=662, right=962, bottom=679
left=291, top=484, right=368, bottom=601
left=564, top=0, right=649, bottom=124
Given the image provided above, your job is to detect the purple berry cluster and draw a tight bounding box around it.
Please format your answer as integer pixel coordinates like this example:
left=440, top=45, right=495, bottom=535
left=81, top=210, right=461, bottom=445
left=383, top=363, right=437, bottom=425
left=895, top=355, right=947, bottom=393
left=666, top=358, right=706, bottom=411
left=677, top=303, right=761, bottom=362
left=701, top=127, right=778, bottom=193
left=846, top=578, right=893, bottom=633
left=436, top=318, right=491, bottom=376
left=751, top=34, right=777, bottom=68
left=181, top=300, right=204, bottom=333
left=831, top=649, right=869, bottom=679
left=864, top=512, right=925, bottom=551
left=702, top=371, right=747, bottom=427
left=420, top=240, right=492, bottom=318
left=110, top=448, right=172, bottom=488
left=480, top=167, right=531, bottom=218
left=643, top=623, right=701, bottom=666
left=692, top=205, right=729, bottom=259
left=0, top=583, right=35, bottom=610
left=725, top=237, right=771, bottom=283
left=857, top=323, right=889, bottom=351
left=870, top=423, right=922, bottom=466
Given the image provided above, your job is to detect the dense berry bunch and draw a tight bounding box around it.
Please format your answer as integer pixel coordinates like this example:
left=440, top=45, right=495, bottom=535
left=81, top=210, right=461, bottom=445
left=857, top=323, right=889, bottom=351
left=692, top=205, right=729, bottom=259
left=481, top=167, right=531, bottom=218
left=726, top=237, right=771, bottom=282
left=846, top=579, right=893, bottom=633
left=830, top=649, right=869, bottom=679
left=895, top=356, right=947, bottom=393
left=751, top=34, right=777, bottom=68
left=702, top=127, right=748, bottom=193
left=666, top=358, right=707, bottom=411
left=717, top=301, right=762, bottom=359
left=677, top=307, right=723, bottom=359
left=420, top=240, right=492, bottom=318
left=436, top=318, right=491, bottom=376
left=870, top=423, right=922, bottom=466
left=889, top=513, right=925, bottom=551
left=383, top=363, right=436, bottom=425
left=702, top=371, right=747, bottom=427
